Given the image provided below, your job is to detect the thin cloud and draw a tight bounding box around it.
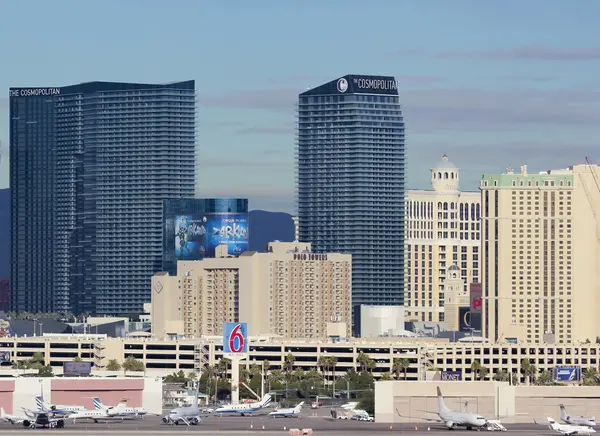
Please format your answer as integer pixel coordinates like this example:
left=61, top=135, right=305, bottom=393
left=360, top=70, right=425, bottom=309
left=434, top=45, right=600, bottom=61
left=199, top=86, right=600, bottom=134
left=236, top=126, right=293, bottom=135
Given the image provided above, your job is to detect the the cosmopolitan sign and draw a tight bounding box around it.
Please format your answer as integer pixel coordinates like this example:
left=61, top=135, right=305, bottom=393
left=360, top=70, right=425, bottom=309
left=9, top=88, right=61, bottom=97
left=353, top=77, right=399, bottom=91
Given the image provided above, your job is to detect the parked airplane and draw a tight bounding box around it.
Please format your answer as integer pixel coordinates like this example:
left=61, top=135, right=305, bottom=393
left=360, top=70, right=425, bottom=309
left=214, top=394, right=273, bottom=416
left=163, top=385, right=202, bottom=426
left=0, top=407, right=66, bottom=428
left=538, top=417, right=597, bottom=435
left=269, top=401, right=304, bottom=418
left=36, top=395, right=85, bottom=416
left=93, top=397, right=151, bottom=418
left=68, top=407, right=115, bottom=423
left=561, top=405, right=597, bottom=427
left=396, top=387, right=488, bottom=430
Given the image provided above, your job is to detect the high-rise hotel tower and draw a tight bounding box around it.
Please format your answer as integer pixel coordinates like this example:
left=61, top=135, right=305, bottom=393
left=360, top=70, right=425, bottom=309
left=296, top=75, right=405, bottom=332
left=9, top=81, right=196, bottom=314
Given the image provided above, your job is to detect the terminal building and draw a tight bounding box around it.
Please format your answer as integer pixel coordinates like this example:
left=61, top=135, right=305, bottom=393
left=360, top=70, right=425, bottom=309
left=404, top=154, right=480, bottom=324
left=151, top=241, right=352, bottom=340
left=481, top=163, right=600, bottom=344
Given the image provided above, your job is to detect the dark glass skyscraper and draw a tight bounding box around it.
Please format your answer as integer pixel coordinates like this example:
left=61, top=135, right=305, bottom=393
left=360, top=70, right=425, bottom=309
left=297, top=75, right=405, bottom=331
left=9, top=81, right=196, bottom=315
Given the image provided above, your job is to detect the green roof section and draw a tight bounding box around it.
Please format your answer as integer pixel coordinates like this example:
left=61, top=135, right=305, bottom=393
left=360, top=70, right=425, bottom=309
left=480, top=172, right=574, bottom=188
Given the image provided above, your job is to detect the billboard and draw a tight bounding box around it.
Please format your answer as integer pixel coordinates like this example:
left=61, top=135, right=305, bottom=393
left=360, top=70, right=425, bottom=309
left=554, top=366, right=581, bottom=382
left=459, top=307, right=471, bottom=331
left=63, top=361, right=92, bottom=376
left=469, top=283, right=483, bottom=331
left=0, top=351, right=10, bottom=363
left=174, top=213, right=248, bottom=259
left=175, top=215, right=207, bottom=260
left=441, top=371, right=462, bottom=381
left=223, top=322, right=248, bottom=356
left=205, top=213, right=249, bottom=257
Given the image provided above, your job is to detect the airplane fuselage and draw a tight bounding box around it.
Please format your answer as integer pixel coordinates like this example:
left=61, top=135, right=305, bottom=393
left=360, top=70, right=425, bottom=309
left=439, top=410, right=487, bottom=429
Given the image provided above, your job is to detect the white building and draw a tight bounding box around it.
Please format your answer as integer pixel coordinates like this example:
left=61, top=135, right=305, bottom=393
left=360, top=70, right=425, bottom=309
left=405, top=154, right=481, bottom=323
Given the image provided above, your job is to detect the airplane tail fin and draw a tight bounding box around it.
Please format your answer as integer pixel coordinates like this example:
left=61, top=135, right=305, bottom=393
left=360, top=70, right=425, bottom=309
left=192, top=381, right=199, bottom=408
left=35, top=395, right=48, bottom=412
left=559, top=404, right=568, bottom=420
left=295, top=402, right=304, bottom=413
left=260, top=394, right=272, bottom=408
left=547, top=417, right=559, bottom=430
left=0, top=407, right=6, bottom=418
left=437, top=387, right=450, bottom=413
left=93, top=397, right=105, bottom=410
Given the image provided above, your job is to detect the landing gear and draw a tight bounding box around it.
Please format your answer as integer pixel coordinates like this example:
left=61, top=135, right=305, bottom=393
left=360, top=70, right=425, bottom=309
left=467, top=426, right=473, bottom=431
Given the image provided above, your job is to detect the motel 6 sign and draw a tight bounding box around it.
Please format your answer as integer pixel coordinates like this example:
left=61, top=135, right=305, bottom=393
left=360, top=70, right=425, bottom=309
left=223, top=322, right=248, bottom=356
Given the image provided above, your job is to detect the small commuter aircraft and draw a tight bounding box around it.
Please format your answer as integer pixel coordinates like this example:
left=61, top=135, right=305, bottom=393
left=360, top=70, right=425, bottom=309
left=561, top=405, right=597, bottom=427
left=93, top=397, right=151, bottom=418
left=36, top=395, right=85, bottom=416
left=269, top=401, right=304, bottom=418
left=214, top=394, right=272, bottom=416
left=537, top=417, right=597, bottom=435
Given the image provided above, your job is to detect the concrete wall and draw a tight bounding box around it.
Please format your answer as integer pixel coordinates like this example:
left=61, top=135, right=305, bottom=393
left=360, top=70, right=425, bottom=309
left=6, top=377, right=162, bottom=415
left=375, top=381, right=600, bottom=424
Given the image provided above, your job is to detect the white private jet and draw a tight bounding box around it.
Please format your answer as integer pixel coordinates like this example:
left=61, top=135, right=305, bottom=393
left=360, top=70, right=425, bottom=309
left=215, top=394, right=273, bottom=416
left=0, top=407, right=66, bottom=428
left=93, top=397, right=151, bottom=418
left=340, top=401, right=359, bottom=411
left=36, top=395, right=85, bottom=416
left=269, top=401, right=304, bottom=418
left=397, top=386, right=488, bottom=430
left=561, top=405, right=597, bottom=427
left=538, top=417, right=597, bottom=435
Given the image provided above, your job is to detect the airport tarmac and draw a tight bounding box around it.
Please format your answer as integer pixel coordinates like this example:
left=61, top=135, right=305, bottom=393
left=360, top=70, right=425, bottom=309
left=0, top=414, right=558, bottom=434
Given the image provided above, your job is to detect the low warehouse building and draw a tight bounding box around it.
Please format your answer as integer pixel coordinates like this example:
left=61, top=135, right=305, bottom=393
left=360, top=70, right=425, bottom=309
left=375, top=381, right=600, bottom=424
left=0, top=377, right=162, bottom=414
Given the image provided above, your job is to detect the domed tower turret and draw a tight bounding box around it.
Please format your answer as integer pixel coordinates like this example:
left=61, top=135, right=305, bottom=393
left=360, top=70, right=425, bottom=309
left=431, top=154, right=459, bottom=192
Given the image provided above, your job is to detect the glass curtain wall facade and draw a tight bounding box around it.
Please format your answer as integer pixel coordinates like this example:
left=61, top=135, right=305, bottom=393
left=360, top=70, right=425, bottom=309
left=9, top=81, right=196, bottom=315
left=296, top=75, right=405, bottom=332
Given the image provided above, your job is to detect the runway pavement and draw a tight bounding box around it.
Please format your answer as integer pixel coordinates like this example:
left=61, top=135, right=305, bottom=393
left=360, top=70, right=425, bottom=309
left=0, top=414, right=562, bottom=434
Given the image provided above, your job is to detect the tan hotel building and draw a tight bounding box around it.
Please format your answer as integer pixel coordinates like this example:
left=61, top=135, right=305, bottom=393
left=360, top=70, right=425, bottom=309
left=405, top=155, right=480, bottom=323
left=481, top=163, right=600, bottom=344
left=151, top=241, right=352, bottom=340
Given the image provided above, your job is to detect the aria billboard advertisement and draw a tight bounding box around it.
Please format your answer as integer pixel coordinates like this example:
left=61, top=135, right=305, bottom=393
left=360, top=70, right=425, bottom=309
left=175, top=213, right=249, bottom=259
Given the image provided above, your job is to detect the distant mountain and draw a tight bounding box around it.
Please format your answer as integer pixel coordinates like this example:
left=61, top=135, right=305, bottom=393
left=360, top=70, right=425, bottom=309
left=0, top=189, right=8, bottom=279
left=249, top=210, right=295, bottom=252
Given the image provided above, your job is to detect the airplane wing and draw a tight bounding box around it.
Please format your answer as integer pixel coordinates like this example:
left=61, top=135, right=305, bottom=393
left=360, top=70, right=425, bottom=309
left=396, top=408, right=442, bottom=423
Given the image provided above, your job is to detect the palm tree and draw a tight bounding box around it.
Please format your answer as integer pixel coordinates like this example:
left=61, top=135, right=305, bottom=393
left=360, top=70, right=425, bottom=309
left=380, top=372, right=393, bottom=380
left=535, top=370, right=555, bottom=386
left=356, top=352, right=371, bottom=372
left=106, top=359, right=121, bottom=371
left=284, top=352, right=295, bottom=374
left=493, top=370, right=510, bottom=382
left=392, top=358, right=410, bottom=380
left=317, top=356, right=328, bottom=384
left=328, top=356, right=338, bottom=393
left=471, top=360, right=482, bottom=381
left=520, top=358, right=537, bottom=385
left=583, top=368, right=599, bottom=386
left=479, top=366, right=489, bottom=381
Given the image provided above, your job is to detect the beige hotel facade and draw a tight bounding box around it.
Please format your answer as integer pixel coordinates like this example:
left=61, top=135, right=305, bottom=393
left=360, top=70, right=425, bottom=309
left=405, top=155, right=480, bottom=324
left=481, top=163, right=600, bottom=344
left=151, top=241, right=352, bottom=340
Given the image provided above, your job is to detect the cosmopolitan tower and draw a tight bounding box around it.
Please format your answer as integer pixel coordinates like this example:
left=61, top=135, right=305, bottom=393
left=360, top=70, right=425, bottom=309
left=296, top=75, right=405, bottom=333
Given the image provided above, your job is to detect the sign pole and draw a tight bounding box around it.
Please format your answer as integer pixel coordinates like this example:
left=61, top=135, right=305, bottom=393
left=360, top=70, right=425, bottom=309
left=231, top=356, right=241, bottom=405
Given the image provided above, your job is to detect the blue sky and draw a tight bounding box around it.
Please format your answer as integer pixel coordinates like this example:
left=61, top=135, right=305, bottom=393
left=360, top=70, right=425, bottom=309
left=1, top=0, right=599, bottom=213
